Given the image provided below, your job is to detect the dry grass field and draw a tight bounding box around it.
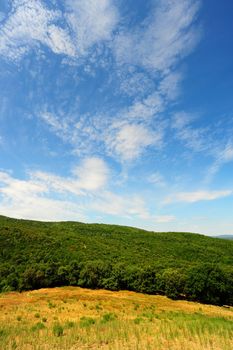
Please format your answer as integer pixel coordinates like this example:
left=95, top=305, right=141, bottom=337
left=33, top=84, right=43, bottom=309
left=0, top=287, right=232, bottom=350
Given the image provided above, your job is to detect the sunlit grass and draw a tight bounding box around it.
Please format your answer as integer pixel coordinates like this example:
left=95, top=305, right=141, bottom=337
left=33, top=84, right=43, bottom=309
left=0, top=287, right=232, bottom=349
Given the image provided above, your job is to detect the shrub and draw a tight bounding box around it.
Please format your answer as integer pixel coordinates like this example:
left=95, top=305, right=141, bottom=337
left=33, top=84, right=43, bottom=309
left=31, top=322, right=46, bottom=332
left=134, top=317, right=143, bottom=324
left=79, top=317, right=95, bottom=328
left=65, top=321, right=75, bottom=328
left=101, top=313, right=117, bottom=324
left=53, top=323, right=64, bottom=337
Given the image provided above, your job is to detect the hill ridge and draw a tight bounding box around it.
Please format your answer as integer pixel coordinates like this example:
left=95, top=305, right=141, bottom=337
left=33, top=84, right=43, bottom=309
left=0, top=215, right=232, bottom=306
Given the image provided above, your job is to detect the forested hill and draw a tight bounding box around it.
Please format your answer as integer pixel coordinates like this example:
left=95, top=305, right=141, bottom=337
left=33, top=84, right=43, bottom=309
left=0, top=215, right=233, bottom=306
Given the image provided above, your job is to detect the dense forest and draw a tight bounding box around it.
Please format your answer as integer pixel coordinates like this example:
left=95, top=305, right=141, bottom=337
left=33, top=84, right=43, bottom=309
left=0, top=215, right=232, bottom=306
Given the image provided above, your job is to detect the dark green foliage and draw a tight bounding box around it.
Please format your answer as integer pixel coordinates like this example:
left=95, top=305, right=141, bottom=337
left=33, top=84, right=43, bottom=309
left=134, top=317, right=143, bottom=324
left=156, top=268, right=186, bottom=299
left=0, top=215, right=233, bottom=306
left=185, top=263, right=233, bottom=305
left=31, top=322, right=46, bottom=332
left=79, top=317, right=96, bottom=328
left=101, top=313, right=117, bottom=323
left=52, top=323, right=63, bottom=337
left=64, top=321, right=75, bottom=329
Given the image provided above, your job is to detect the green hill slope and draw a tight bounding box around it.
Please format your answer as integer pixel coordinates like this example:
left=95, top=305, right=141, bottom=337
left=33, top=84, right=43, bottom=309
left=0, top=215, right=233, bottom=305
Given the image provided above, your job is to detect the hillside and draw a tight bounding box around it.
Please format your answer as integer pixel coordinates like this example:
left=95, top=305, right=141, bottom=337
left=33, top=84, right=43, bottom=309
left=0, top=215, right=233, bottom=306
left=0, top=287, right=232, bottom=350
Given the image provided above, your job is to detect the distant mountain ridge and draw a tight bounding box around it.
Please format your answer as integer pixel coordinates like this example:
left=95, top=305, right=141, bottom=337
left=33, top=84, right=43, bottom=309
left=213, top=235, right=233, bottom=240
left=0, top=215, right=233, bottom=306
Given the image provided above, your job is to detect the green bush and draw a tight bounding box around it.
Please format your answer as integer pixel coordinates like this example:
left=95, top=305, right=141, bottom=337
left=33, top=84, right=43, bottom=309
left=31, top=322, right=46, bottom=332
left=53, top=323, right=64, bottom=337
left=101, top=313, right=117, bottom=324
left=65, top=321, right=75, bottom=328
left=79, top=317, right=96, bottom=328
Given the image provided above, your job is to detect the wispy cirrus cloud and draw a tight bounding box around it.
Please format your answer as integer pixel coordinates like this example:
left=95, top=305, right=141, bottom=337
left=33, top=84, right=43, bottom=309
left=0, top=0, right=118, bottom=63
left=114, top=0, right=201, bottom=72
left=171, top=112, right=209, bottom=153
left=164, top=189, right=233, bottom=204
left=38, top=73, right=173, bottom=162
left=171, top=113, right=233, bottom=183
left=65, top=0, right=118, bottom=55
left=26, top=0, right=202, bottom=165
left=148, top=172, right=166, bottom=187
left=0, top=0, right=75, bottom=62
left=40, top=106, right=165, bottom=162
left=205, top=143, right=233, bottom=182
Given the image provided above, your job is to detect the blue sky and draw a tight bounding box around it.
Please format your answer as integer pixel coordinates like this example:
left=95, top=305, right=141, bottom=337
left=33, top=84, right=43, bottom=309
left=0, top=0, right=233, bottom=235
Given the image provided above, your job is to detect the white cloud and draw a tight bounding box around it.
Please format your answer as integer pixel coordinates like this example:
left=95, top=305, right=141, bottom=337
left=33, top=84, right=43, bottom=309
left=172, top=112, right=209, bottom=152
left=158, top=71, right=182, bottom=100
left=0, top=165, right=153, bottom=222
left=90, top=191, right=150, bottom=219
left=33, top=157, right=109, bottom=194
left=0, top=171, right=83, bottom=221
left=0, top=0, right=76, bottom=61
left=154, top=215, right=176, bottom=223
left=114, top=0, right=200, bottom=72
left=205, top=143, right=233, bottom=182
left=0, top=162, right=104, bottom=221
left=171, top=112, right=233, bottom=186
left=172, top=112, right=193, bottom=129
left=0, top=0, right=118, bottom=62
left=65, top=0, right=118, bottom=55
left=105, top=123, right=162, bottom=161
left=221, top=144, right=233, bottom=162
left=0, top=171, right=47, bottom=199
left=171, top=113, right=233, bottom=181
left=38, top=112, right=75, bottom=143
left=0, top=195, right=86, bottom=222
left=148, top=172, right=166, bottom=187
left=72, top=157, right=109, bottom=191
left=164, top=189, right=233, bottom=204
left=32, top=0, right=201, bottom=165
left=40, top=103, right=165, bottom=162
left=125, top=92, right=164, bottom=121
left=118, top=71, right=155, bottom=98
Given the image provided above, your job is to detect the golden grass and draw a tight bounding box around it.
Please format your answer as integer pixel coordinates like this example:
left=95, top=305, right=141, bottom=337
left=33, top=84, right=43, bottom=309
left=0, top=287, right=232, bottom=350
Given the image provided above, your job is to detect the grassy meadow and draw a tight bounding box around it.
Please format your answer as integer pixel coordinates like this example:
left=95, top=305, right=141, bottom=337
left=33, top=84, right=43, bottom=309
left=0, top=287, right=232, bottom=350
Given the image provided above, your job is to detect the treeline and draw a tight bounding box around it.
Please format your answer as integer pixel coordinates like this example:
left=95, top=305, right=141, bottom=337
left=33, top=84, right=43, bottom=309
left=0, top=215, right=233, bottom=306
left=1, top=260, right=232, bottom=306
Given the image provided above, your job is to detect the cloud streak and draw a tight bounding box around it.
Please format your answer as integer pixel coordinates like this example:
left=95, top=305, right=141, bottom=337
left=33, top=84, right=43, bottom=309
left=65, top=0, right=118, bottom=55
left=114, top=0, right=201, bottom=72
left=164, top=189, right=233, bottom=204
left=0, top=161, right=154, bottom=222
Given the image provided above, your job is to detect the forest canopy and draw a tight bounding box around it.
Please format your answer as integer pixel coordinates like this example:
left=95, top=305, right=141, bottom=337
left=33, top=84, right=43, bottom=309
left=0, top=215, right=232, bottom=306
